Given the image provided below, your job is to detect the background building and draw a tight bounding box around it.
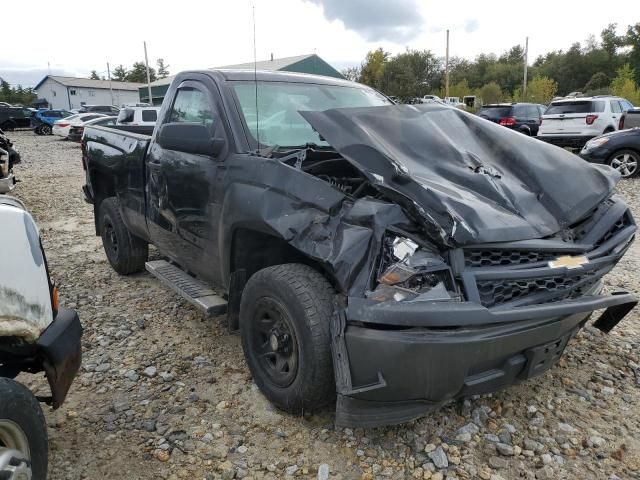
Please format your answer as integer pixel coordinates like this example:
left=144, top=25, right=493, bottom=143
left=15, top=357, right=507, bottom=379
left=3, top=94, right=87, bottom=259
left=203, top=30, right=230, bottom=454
left=139, top=53, right=344, bottom=104
left=34, top=76, right=144, bottom=109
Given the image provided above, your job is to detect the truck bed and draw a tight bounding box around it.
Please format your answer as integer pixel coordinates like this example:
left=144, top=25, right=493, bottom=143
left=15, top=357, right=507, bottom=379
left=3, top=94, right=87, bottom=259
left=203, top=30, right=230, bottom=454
left=82, top=124, right=151, bottom=241
left=623, top=109, right=640, bottom=129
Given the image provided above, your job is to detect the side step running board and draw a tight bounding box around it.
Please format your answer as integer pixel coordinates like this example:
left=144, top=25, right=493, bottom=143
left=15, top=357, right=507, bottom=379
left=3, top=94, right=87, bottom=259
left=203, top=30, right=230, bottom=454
left=145, top=260, right=227, bottom=316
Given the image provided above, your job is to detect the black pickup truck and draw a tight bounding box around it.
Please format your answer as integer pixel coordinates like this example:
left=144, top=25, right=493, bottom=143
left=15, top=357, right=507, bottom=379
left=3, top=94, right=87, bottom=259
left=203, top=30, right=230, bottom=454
left=82, top=69, right=637, bottom=427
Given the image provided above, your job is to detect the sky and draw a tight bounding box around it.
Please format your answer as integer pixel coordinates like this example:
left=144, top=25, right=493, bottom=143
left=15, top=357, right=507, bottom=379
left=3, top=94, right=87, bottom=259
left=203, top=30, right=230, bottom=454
left=0, top=0, right=638, bottom=87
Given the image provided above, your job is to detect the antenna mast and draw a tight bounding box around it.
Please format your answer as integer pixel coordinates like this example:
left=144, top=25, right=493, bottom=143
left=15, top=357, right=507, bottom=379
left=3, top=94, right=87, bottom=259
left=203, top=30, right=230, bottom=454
left=253, top=5, right=260, bottom=148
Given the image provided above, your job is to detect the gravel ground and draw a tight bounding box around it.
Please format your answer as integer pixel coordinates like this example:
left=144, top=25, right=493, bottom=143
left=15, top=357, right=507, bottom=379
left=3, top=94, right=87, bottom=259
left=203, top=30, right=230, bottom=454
left=8, top=130, right=640, bottom=480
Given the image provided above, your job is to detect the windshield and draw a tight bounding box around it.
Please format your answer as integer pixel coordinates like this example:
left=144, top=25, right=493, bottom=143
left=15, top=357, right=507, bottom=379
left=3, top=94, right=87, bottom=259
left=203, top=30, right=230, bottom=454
left=232, top=81, right=391, bottom=148
left=545, top=101, right=604, bottom=115
left=479, top=106, right=512, bottom=119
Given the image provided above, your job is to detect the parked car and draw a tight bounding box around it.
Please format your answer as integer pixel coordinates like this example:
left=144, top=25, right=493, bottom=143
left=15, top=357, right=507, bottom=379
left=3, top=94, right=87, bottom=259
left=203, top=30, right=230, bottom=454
left=537, top=96, right=634, bottom=149
left=579, top=128, right=640, bottom=178
left=32, top=109, right=74, bottom=135
left=68, top=115, right=117, bottom=142
left=0, top=129, right=20, bottom=193
left=0, top=102, right=11, bottom=107
left=82, top=69, right=637, bottom=428
left=116, top=106, right=160, bottom=126
left=619, top=108, right=640, bottom=130
left=478, top=103, right=547, bottom=136
left=52, top=113, right=107, bottom=139
left=0, top=195, right=82, bottom=480
left=0, top=107, right=33, bottom=131
left=78, top=104, right=120, bottom=115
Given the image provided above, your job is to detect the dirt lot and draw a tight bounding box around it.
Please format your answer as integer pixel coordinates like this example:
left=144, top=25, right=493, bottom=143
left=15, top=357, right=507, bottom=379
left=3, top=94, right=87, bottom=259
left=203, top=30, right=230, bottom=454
left=8, top=130, right=640, bottom=479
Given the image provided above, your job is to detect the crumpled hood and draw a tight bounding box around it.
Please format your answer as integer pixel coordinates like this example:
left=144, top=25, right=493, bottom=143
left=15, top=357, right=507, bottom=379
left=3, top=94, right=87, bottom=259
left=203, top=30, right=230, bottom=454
left=300, top=104, right=619, bottom=246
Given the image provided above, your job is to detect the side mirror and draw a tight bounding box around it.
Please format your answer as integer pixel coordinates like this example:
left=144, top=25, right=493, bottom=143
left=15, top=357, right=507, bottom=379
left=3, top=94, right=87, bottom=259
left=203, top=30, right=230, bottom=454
left=157, top=123, right=225, bottom=157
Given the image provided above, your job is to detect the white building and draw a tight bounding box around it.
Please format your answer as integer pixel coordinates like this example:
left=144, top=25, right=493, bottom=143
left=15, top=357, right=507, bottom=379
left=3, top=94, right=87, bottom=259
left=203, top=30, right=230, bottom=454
left=34, top=76, right=144, bottom=110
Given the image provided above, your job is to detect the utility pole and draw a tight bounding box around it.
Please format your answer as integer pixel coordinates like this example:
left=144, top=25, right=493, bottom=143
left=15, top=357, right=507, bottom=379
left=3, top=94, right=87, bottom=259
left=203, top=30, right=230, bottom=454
left=445, top=29, right=450, bottom=98
left=107, top=62, right=114, bottom=106
left=144, top=41, right=153, bottom=105
left=523, top=36, right=529, bottom=100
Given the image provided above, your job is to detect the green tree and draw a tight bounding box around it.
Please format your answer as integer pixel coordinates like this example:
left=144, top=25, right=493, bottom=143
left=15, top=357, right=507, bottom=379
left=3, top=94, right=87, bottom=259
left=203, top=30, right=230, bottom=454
left=359, top=48, right=389, bottom=90
left=525, top=75, right=558, bottom=104
left=112, top=65, right=128, bottom=81
left=479, top=82, right=503, bottom=104
left=383, top=50, right=441, bottom=101
left=611, top=64, right=640, bottom=104
left=625, top=23, right=640, bottom=84
left=156, top=58, right=170, bottom=79
left=341, top=66, right=360, bottom=82
left=125, top=62, right=157, bottom=83
left=583, top=72, right=610, bottom=92
left=89, top=70, right=100, bottom=80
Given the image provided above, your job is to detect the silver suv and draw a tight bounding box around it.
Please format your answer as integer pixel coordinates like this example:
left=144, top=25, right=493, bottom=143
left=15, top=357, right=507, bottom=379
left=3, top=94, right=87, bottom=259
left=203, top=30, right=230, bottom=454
left=537, top=96, right=634, bottom=149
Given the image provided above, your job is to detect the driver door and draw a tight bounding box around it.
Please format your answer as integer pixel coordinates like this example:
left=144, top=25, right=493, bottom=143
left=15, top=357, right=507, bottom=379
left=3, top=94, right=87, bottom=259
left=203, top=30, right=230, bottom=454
left=146, top=78, right=228, bottom=286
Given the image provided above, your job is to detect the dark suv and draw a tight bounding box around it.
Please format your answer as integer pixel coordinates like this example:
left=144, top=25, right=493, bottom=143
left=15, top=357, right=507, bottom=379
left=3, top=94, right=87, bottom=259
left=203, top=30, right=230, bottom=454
left=478, top=103, right=547, bottom=136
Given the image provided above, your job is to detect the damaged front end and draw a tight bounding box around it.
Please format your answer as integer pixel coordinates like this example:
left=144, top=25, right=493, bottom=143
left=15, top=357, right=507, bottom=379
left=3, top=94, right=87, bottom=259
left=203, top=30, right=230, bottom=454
left=275, top=105, right=639, bottom=427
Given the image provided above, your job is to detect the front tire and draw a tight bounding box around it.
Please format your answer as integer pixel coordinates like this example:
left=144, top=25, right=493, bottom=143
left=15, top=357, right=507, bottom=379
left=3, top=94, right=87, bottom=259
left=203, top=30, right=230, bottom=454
left=99, top=197, right=148, bottom=274
left=608, top=149, right=640, bottom=178
left=0, top=378, right=48, bottom=480
left=240, top=264, right=336, bottom=413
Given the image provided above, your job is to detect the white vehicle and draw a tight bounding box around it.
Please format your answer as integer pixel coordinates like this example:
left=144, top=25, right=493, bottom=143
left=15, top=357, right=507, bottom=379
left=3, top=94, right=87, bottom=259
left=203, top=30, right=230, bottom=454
left=121, top=102, right=151, bottom=108
left=52, top=113, right=107, bottom=139
left=0, top=195, right=82, bottom=480
left=116, top=106, right=161, bottom=126
left=537, top=96, right=635, bottom=149
left=423, top=95, right=441, bottom=101
left=444, top=97, right=466, bottom=109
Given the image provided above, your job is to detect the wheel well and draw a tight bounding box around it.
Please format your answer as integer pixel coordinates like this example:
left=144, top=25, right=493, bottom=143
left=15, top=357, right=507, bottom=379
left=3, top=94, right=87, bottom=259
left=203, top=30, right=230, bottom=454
left=227, top=228, right=335, bottom=329
left=231, top=228, right=328, bottom=283
left=608, top=147, right=640, bottom=161
left=604, top=126, right=615, bottom=133
left=91, top=178, right=117, bottom=235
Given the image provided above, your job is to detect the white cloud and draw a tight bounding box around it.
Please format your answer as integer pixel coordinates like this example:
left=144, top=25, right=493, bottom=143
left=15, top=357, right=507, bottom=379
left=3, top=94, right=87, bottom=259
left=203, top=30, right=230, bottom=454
left=0, top=0, right=635, bottom=86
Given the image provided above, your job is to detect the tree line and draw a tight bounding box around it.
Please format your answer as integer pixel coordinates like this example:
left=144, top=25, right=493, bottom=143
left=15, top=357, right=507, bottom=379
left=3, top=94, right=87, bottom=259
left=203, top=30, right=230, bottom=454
left=345, top=22, right=640, bottom=106
left=89, top=58, right=170, bottom=83
left=0, top=81, right=36, bottom=106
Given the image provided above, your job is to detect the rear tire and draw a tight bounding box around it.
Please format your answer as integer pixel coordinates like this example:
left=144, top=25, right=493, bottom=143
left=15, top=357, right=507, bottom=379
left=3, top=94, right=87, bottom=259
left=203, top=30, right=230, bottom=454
left=608, top=149, right=640, bottom=178
left=40, top=124, right=52, bottom=135
left=0, top=378, right=48, bottom=480
left=99, top=197, right=148, bottom=274
left=0, top=121, right=15, bottom=132
left=240, top=264, right=335, bottom=413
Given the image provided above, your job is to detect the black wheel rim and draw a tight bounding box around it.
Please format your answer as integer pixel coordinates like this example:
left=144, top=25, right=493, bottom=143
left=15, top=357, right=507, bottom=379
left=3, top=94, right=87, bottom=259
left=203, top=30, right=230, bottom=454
left=42, top=125, right=51, bottom=134
left=104, top=220, right=118, bottom=258
left=250, top=297, right=299, bottom=388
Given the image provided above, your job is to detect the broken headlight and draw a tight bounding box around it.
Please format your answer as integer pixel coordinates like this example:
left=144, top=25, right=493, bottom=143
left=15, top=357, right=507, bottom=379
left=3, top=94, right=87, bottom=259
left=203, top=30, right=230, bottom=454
left=367, top=235, right=458, bottom=302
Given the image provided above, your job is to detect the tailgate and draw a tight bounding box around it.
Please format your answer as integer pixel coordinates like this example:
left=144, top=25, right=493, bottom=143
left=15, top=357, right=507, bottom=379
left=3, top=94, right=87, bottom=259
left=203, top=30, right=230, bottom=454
left=541, top=113, right=586, bottom=134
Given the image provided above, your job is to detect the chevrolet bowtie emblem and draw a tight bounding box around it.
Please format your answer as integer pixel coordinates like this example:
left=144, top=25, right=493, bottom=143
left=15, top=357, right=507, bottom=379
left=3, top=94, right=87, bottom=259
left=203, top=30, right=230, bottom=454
left=548, top=255, right=589, bottom=269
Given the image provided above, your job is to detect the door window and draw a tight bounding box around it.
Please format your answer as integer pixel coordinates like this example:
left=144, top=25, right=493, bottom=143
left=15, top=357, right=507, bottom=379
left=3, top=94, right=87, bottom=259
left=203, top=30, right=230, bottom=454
left=610, top=101, right=622, bottom=113
left=168, top=87, right=214, bottom=127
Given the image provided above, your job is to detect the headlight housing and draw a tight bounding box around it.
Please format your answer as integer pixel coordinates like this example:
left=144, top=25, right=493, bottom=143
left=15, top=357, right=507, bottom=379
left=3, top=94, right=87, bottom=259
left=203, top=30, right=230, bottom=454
left=584, top=137, right=610, bottom=150
left=367, top=234, right=459, bottom=302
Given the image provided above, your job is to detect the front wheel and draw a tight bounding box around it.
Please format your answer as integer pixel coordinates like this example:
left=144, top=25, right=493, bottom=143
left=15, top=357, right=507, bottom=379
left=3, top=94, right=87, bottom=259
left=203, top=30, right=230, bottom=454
left=240, top=264, right=336, bottom=413
left=608, top=149, right=640, bottom=178
left=0, top=378, right=48, bottom=480
left=99, top=197, right=148, bottom=274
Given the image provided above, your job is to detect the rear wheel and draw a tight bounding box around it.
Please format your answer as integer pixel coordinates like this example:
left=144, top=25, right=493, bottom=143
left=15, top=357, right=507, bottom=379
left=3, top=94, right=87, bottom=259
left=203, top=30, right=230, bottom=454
left=40, top=124, right=51, bottom=135
left=608, top=149, right=640, bottom=178
left=0, top=378, right=48, bottom=480
left=0, top=121, right=15, bottom=132
left=99, top=197, right=148, bottom=274
left=240, top=264, right=336, bottom=413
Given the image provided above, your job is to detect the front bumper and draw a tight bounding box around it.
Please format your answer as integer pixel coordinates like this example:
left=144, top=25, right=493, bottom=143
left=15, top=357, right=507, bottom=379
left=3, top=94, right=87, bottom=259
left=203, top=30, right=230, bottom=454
left=579, top=147, right=610, bottom=165
left=537, top=135, right=595, bottom=149
left=36, top=307, right=83, bottom=408
left=335, top=290, right=636, bottom=427
left=0, top=174, right=16, bottom=193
